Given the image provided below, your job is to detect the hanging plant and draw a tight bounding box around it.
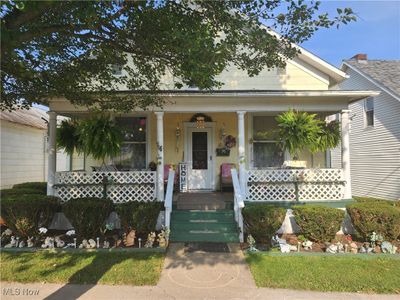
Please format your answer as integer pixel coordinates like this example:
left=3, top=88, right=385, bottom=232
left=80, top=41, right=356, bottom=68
left=225, top=135, right=236, bottom=149
left=78, top=114, right=123, bottom=164
left=57, top=119, right=83, bottom=156
left=311, top=120, right=340, bottom=153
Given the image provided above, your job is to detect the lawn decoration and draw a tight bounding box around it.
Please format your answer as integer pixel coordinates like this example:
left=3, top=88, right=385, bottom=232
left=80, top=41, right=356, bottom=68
left=123, top=230, right=136, bottom=247
left=381, top=241, right=398, bottom=254
left=41, top=237, right=55, bottom=248
left=145, top=232, right=156, bottom=248
left=247, top=235, right=258, bottom=252
left=27, top=237, right=34, bottom=248
left=302, top=240, right=313, bottom=250
left=55, top=236, right=65, bottom=248
left=349, top=242, right=358, bottom=254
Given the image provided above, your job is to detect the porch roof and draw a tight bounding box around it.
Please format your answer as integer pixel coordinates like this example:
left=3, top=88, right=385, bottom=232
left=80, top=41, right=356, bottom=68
left=49, top=89, right=379, bottom=114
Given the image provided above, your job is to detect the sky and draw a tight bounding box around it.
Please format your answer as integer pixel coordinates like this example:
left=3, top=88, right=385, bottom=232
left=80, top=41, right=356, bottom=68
left=300, top=0, right=400, bottom=67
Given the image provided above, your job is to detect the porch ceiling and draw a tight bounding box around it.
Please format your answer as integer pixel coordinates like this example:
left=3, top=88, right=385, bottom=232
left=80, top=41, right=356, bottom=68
left=49, top=90, right=379, bottom=114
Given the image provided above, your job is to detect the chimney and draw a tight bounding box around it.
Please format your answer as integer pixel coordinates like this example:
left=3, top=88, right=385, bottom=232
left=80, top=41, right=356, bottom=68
left=351, top=53, right=367, bottom=61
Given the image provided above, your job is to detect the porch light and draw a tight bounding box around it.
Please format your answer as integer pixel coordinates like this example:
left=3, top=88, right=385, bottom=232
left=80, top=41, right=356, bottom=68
left=196, top=116, right=205, bottom=128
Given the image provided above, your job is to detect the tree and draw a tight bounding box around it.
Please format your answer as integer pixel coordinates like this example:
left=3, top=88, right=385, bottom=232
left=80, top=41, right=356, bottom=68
left=1, top=1, right=356, bottom=111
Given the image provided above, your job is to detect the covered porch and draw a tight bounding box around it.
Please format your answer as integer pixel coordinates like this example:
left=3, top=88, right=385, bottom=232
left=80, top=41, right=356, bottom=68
left=47, top=90, right=376, bottom=204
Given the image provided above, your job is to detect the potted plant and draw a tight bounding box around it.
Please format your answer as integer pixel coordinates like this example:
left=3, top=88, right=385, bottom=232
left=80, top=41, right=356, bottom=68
left=78, top=114, right=123, bottom=166
left=275, top=109, right=340, bottom=168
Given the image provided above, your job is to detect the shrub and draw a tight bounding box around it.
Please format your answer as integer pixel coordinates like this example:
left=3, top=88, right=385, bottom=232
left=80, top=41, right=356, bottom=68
left=12, top=182, right=47, bottom=194
left=354, top=196, right=400, bottom=208
left=293, top=205, right=345, bottom=242
left=1, top=188, right=43, bottom=198
left=1, top=194, right=60, bottom=238
left=242, top=204, right=286, bottom=244
left=115, top=201, right=163, bottom=236
left=62, top=197, right=114, bottom=239
left=347, top=202, right=400, bottom=241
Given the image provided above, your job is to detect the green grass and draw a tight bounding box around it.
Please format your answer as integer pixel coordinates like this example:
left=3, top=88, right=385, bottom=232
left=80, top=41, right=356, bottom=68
left=246, top=253, right=400, bottom=294
left=1, top=251, right=165, bottom=286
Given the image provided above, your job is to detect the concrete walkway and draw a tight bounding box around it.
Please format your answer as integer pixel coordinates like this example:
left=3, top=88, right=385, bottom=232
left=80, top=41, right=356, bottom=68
left=1, top=244, right=399, bottom=300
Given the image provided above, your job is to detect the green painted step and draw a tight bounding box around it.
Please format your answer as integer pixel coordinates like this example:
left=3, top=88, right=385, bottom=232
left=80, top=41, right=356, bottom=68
left=170, top=232, right=239, bottom=243
left=171, top=210, right=235, bottom=222
left=171, top=222, right=237, bottom=233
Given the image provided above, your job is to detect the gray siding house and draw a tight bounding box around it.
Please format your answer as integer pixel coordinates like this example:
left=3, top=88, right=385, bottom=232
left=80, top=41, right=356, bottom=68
left=331, top=55, right=400, bottom=200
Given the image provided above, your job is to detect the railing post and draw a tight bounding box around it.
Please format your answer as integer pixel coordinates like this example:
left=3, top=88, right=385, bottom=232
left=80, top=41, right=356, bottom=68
left=47, top=111, right=57, bottom=196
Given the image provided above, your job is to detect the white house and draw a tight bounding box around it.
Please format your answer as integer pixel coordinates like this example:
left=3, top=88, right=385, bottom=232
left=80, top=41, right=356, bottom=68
left=330, top=55, right=400, bottom=201
left=0, top=108, right=69, bottom=189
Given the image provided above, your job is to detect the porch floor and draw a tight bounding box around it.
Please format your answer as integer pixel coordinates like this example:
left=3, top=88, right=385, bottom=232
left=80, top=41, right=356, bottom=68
left=174, top=192, right=233, bottom=211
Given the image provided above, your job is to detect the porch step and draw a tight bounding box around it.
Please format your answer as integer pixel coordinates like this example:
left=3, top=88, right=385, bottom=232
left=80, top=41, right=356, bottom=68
left=170, top=210, right=239, bottom=243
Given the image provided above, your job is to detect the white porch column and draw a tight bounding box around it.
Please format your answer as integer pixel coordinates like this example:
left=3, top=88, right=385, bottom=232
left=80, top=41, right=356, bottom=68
left=341, top=109, right=352, bottom=199
left=237, top=111, right=247, bottom=193
left=47, top=111, right=57, bottom=196
left=155, top=112, right=164, bottom=202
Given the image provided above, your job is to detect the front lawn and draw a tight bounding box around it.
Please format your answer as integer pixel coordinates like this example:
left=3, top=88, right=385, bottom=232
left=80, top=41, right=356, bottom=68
left=1, top=251, right=165, bottom=286
left=246, top=253, right=400, bottom=294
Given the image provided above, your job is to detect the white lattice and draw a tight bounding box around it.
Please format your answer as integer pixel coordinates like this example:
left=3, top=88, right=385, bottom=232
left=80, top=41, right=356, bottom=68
left=246, top=169, right=344, bottom=201
left=55, top=171, right=156, bottom=203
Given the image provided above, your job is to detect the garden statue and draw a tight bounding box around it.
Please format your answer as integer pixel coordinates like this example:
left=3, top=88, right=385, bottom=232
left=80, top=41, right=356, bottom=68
left=79, top=239, right=89, bottom=249
left=157, top=231, right=167, bottom=248
left=18, top=240, right=25, bottom=248
left=16, top=237, right=20, bottom=247
left=302, top=240, right=313, bottom=250
left=73, top=238, right=77, bottom=248
left=359, top=245, right=373, bottom=254
left=162, top=226, right=171, bottom=243
left=123, top=230, right=136, bottom=247
left=138, top=238, right=142, bottom=248
left=55, top=236, right=65, bottom=248
left=370, top=232, right=383, bottom=248
left=66, top=230, right=75, bottom=237
left=326, top=244, right=338, bottom=253
left=39, top=227, right=48, bottom=235
left=336, top=242, right=344, bottom=253
left=27, top=237, right=34, bottom=248
left=103, top=241, right=110, bottom=249
left=5, top=236, right=17, bottom=248
left=271, top=235, right=287, bottom=247
left=41, top=237, right=55, bottom=249
left=88, top=239, right=96, bottom=249
left=350, top=242, right=358, bottom=254
left=381, top=241, right=398, bottom=254
left=145, top=232, right=156, bottom=248
left=247, top=235, right=258, bottom=252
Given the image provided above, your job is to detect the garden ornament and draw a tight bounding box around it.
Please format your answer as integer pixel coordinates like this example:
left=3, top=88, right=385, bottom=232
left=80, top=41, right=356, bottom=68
left=79, top=239, right=89, bottom=249
left=359, top=245, right=373, bottom=254
left=4, top=236, right=16, bottom=248
left=326, top=244, right=338, bottom=253
left=103, top=241, right=110, bottom=249
left=370, top=232, right=383, bottom=248
left=27, top=237, right=34, bottom=248
left=157, top=230, right=168, bottom=248
left=55, top=236, right=65, bottom=248
left=280, top=243, right=291, bottom=253
left=302, top=240, right=313, bottom=250
left=66, top=230, right=75, bottom=236
left=271, top=235, right=287, bottom=247
left=18, top=240, right=25, bottom=248
left=39, top=227, right=48, bottom=234
left=123, top=230, right=136, bottom=247
left=2, top=229, right=12, bottom=236
left=145, top=232, right=156, bottom=248
left=138, top=238, right=142, bottom=248
left=162, top=226, right=171, bottom=242
left=16, top=237, right=20, bottom=247
left=73, top=238, right=77, bottom=248
left=41, top=237, right=55, bottom=249
left=88, top=239, right=96, bottom=249
left=381, top=241, right=398, bottom=254
left=247, top=235, right=258, bottom=252
left=96, top=237, right=100, bottom=248
left=336, top=242, right=345, bottom=253
left=349, top=242, right=358, bottom=254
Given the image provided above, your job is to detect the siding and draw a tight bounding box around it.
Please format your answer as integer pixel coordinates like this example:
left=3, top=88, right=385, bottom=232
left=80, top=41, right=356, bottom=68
left=332, top=67, right=400, bottom=200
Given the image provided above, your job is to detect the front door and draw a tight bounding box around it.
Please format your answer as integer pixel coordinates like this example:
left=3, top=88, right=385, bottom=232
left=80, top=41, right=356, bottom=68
left=186, top=127, right=213, bottom=190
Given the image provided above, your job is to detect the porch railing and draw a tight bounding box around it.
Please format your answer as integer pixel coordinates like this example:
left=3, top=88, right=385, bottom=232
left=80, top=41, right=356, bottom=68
left=164, top=169, right=175, bottom=229
left=231, top=169, right=245, bottom=243
left=246, top=168, right=345, bottom=201
left=54, top=171, right=157, bottom=203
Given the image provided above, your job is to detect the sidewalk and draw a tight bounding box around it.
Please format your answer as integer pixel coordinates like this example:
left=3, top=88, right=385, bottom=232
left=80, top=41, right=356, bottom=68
left=1, top=244, right=399, bottom=300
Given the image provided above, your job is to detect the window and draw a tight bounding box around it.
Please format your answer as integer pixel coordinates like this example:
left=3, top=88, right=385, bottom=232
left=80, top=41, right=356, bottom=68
left=364, top=97, right=374, bottom=127
left=111, top=64, right=123, bottom=76
left=252, top=116, right=284, bottom=168
left=113, top=117, right=147, bottom=170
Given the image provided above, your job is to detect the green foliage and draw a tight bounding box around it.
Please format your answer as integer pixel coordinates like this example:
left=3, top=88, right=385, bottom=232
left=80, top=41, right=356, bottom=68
left=346, top=202, right=400, bottom=241
left=12, top=182, right=47, bottom=194
left=1, top=194, right=60, bottom=238
left=1, top=188, right=43, bottom=198
left=57, top=120, right=83, bottom=156
left=78, top=115, right=122, bottom=163
left=2, top=1, right=355, bottom=111
left=293, top=205, right=345, bottom=242
left=275, top=110, right=340, bottom=159
left=242, top=204, right=286, bottom=244
left=62, top=197, right=114, bottom=239
left=115, top=201, right=163, bottom=237
left=354, top=196, right=400, bottom=207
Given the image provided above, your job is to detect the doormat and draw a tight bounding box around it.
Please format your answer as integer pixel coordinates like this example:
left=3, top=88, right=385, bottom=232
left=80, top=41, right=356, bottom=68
left=184, top=242, right=230, bottom=253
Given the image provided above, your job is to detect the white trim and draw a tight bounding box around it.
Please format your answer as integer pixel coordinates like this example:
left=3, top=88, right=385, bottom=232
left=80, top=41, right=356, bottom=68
left=184, top=122, right=216, bottom=191
left=342, top=62, right=400, bottom=102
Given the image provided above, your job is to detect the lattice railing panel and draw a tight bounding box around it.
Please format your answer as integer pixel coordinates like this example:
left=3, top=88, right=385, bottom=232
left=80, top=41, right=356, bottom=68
left=55, top=171, right=156, bottom=203
left=246, top=169, right=344, bottom=201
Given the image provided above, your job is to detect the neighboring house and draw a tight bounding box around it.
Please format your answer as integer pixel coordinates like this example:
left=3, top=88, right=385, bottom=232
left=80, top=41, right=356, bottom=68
left=330, top=55, right=400, bottom=201
left=0, top=108, right=69, bottom=189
